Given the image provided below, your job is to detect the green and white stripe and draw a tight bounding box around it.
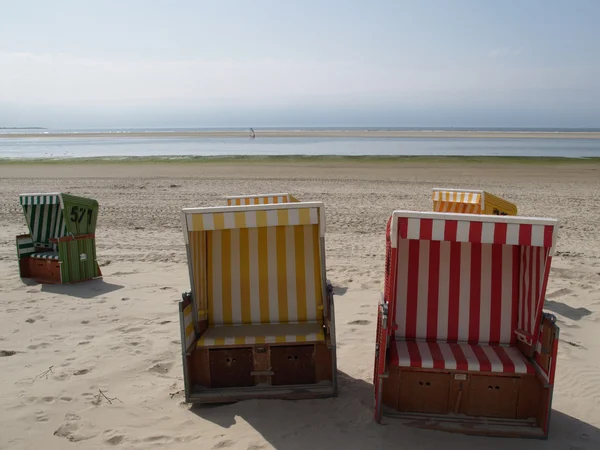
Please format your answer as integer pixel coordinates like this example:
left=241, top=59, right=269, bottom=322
left=16, top=235, right=35, bottom=257
left=20, top=195, right=66, bottom=245
left=31, top=252, right=60, bottom=260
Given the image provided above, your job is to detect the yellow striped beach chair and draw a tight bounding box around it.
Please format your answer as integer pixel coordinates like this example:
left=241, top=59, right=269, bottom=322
left=225, top=193, right=300, bottom=206
left=432, top=188, right=518, bottom=216
left=179, top=201, right=337, bottom=403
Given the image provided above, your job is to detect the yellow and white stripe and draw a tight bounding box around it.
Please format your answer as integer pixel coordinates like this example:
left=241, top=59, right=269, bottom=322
left=197, top=322, right=324, bottom=346
left=190, top=223, right=323, bottom=325
left=226, top=193, right=299, bottom=206
left=432, top=189, right=482, bottom=214
left=187, top=206, right=320, bottom=232
left=182, top=302, right=196, bottom=351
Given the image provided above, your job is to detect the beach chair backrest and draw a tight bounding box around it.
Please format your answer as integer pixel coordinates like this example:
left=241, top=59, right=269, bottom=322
left=20, top=193, right=100, bottom=246
left=226, top=193, right=299, bottom=206
left=182, top=202, right=326, bottom=326
left=432, top=188, right=518, bottom=216
left=387, top=211, right=557, bottom=348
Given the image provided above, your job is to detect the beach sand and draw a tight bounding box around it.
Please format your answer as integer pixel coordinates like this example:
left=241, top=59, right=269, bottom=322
left=0, top=159, right=599, bottom=449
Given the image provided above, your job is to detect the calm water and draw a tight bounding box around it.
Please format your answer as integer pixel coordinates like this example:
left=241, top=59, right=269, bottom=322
left=1, top=130, right=599, bottom=159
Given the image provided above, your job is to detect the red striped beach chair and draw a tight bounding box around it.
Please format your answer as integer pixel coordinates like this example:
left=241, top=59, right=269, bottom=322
left=16, top=193, right=101, bottom=284
left=225, top=193, right=300, bottom=206
left=179, top=201, right=337, bottom=403
left=373, top=210, right=559, bottom=438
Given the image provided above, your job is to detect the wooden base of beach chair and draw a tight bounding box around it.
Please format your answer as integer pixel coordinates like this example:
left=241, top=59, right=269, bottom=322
left=19, top=256, right=102, bottom=285
left=184, top=341, right=335, bottom=403
left=19, top=257, right=62, bottom=284
left=380, top=367, right=552, bottom=438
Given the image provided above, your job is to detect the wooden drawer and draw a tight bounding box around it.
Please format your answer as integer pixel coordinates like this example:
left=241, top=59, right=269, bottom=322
left=271, top=344, right=316, bottom=386
left=398, top=371, right=451, bottom=414
left=209, top=348, right=254, bottom=388
left=465, top=374, right=520, bottom=418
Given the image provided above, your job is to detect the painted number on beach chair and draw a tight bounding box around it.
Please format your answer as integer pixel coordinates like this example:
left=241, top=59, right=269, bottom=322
left=70, top=206, right=93, bottom=225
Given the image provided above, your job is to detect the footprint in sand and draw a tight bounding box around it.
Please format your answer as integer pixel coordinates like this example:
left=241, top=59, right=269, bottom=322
left=25, top=318, right=36, bottom=324
left=103, top=430, right=125, bottom=446
left=148, top=362, right=174, bottom=374
left=73, top=369, right=91, bottom=376
left=1, top=350, right=19, bottom=357
left=212, top=440, right=235, bottom=449
left=54, top=413, right=97, bottom=442
left=347, top=320, right=371, bottom=325
left=81, top=320, right=90, bottom=325
left=35, top=410, right=49, bottom=422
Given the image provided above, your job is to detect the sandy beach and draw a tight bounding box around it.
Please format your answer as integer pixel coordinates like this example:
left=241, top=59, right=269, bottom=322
left=2, top=130, right=600, bottom=140
left=1, top=159, right=599, bottom=449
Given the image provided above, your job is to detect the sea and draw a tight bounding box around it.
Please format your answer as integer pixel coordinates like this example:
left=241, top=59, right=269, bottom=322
left=1, top=127, right=600, bottom=159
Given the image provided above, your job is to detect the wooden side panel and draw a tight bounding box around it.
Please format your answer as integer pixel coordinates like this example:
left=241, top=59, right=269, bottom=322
left=516, top=374, right=543, bottom=420
left=465, top=375, right=519, bottom=418
left=271, top=344, right=316, bottom=386
left=382, top=366, right=401, bottom=410
left=23, top=258, right=62, bottom=284
left=314, top=342, right=333, bottom=382
left=398, top=371, right=451, bottom=414
left=187, top=347, right=211, bottom=388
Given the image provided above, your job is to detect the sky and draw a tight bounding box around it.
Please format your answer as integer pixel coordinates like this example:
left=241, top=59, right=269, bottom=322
left=1, top=0, right=599, bottom=128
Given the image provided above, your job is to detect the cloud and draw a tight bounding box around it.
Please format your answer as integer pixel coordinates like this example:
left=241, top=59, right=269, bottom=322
left=488, top=46, right=523, bottom=58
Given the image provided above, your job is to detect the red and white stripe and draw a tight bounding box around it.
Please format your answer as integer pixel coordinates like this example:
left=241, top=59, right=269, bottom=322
left=387, top=211, right=558, bottom=351
left=391, top=212, right=557, bottom=255
left=390, top=340, right=535, bottom=375
left=394, top=239, right=519, bottom=345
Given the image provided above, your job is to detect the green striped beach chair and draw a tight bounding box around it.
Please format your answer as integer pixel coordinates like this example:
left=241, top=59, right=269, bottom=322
left=16, top=193, right=102, bottom=284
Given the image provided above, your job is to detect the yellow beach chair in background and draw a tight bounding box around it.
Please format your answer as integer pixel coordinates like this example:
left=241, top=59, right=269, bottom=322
left=226, top=193, right=300, bottom=206
left=432, top=188, right=517, bottom=216
left=179, top=201, right=337, bottom=403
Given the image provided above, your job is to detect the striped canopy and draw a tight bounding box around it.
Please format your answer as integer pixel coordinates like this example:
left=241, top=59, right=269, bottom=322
left=226, top=193, right=299, bottom=206
left=432, top=189, right=482, bottom=214
left=19, top=194, right=66, bottom=244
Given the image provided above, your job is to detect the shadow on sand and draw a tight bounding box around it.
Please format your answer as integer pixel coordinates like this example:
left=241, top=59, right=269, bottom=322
left=545, top=300, right=592, bottom=321
left=40, top=278, right=124, bottom=299
left=190, top=371, right=600, bottom=450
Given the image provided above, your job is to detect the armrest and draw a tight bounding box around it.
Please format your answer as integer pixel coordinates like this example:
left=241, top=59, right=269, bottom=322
left=49, top=233, right=96, bottom=244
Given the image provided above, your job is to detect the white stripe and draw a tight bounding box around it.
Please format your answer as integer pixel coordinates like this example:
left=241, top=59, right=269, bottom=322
left=203, top=213, right=214, bottom=231
left=456, top=221, right=470, bottom=242
left=265, top=335, right=276, bottom=343
left=439, top=343, right=456, bottom=370
left=506, top=347, right=528, bottom=374
left=396, top=238, right=410, bottom=337
left=211, top=231, right=223, bottom=325
left=457, top=243, right=471, bottom=342
left=500, top=245, right=514, bottom=344
left=530, top=248, right=539, bottom=332
left=183, top=309, right=193, bottom=330
left=436, top=241, right=450, bottom=341
left=246, top=336, right=256, bottom=344
left=223, top=212, right=235, bottom=230
left=531, top=225, right=544, bottom=247
left=285, top=226, right=298, bottom=321
left=479, top=243, right=492, bottom=344
left=288, top=208, right=300, bottom=225
left=407, top=218, right=420, bottom=240
left=248, top=228, right=260, bottom=324
left=266, top=210, right=278, bottom=226
left=415, top=240, right=429, bottom=339
left=267, top=227, right=279, bottom=322
left=481, top=222, right=495, bottom=244
left=523, top=248, right=531, bottom=332
left=432, top=219, right=445, bottom=241
left=481, top=345, right=504, bottom=373
left=224, top=336, right=235, bottom=345
left=309, top=208, right=319, bottom=224
left=459, top=344, right=481, bottom=371
left=34, top=205, right=43, bottom=242
left=229, top=229, right=242, bottom=324
left=416, top=341, right=434, bottom=369
left=245, top=211, right=257, bottom=228
left=396, top=341, right=411, bottom=367
left=304, top=225, right=317, bottom=321
left=506, top=223, right=520, bottom=245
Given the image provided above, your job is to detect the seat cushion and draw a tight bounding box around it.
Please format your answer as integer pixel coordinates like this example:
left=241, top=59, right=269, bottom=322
left=197, top=322, right=324, bottom=347
left=30, top=252, right=60, bottom=261
left=389, top=340, right=534, bottom=375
